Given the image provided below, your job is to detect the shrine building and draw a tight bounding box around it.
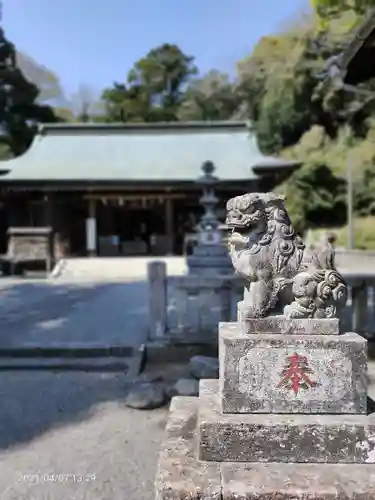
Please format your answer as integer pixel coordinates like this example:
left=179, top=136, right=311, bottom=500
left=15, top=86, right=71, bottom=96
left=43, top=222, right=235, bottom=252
left=0, top=121, right=300, bottom=258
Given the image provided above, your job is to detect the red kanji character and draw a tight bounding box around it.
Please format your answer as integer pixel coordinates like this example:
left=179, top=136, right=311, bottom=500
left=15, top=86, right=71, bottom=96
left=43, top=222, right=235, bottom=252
left=276, top=352, right=318, bottom=395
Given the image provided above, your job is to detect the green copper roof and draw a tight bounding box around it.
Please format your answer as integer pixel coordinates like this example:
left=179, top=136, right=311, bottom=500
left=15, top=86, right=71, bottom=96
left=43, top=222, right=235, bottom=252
left=0, top=121, right=300, bottom=183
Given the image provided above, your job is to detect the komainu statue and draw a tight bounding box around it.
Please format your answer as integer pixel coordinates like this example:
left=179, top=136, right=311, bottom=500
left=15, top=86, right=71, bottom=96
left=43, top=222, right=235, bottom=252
left=284, top=235, right=347, bottom=319
left=226, top=192, right=347, bottom=318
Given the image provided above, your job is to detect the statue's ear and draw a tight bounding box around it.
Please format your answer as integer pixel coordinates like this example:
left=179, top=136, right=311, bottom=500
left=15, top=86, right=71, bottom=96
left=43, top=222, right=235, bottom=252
left=226, top=198, right=234, bottom=211
left=264, top=193, right=285, bottom=206
left=311, top=245, right=335, bottom=270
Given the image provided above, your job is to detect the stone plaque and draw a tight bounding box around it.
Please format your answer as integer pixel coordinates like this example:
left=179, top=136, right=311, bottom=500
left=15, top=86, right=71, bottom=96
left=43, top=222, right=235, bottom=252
left=220, top=330, right=367, bottom=414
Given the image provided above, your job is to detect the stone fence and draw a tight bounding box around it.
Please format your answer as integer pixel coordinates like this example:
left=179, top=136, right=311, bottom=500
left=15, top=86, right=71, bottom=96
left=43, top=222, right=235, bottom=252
left=147, top=261, right=375, bottom=343
left=334, top=248, right=375, bottom=271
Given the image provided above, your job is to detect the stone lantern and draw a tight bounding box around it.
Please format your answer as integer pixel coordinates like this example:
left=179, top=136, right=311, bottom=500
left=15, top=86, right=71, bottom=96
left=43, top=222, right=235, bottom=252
left=187, top=161, right=232, bottom=275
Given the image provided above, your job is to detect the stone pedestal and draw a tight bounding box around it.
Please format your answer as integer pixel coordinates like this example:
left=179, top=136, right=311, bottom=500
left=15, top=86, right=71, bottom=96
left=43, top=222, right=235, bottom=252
left=155, top=316, right=375, bottom=499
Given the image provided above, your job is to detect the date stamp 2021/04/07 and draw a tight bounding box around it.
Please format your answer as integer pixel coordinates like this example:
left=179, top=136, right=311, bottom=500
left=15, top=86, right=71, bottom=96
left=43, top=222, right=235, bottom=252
left=19, top=473, right=96, bottom=484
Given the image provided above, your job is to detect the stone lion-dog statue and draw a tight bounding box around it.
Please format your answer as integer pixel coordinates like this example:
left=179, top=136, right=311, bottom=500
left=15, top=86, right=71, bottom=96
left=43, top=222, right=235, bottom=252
left=226, top=192, right=347, bottom=319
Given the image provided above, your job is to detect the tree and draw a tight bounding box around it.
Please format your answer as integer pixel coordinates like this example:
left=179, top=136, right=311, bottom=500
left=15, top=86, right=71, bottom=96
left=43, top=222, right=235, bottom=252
left=178, top=70, right=241, bottom=121
left=102, top=44, right=197, bottom=122
left=309, top=0, right=374, bottom=26
left=16, top=52, right=65, bottom=106
left=235, top=28, right=327, bottom=153
left=69, top=84, right=104, bottom=122
left=101, top=82, right=150, bottom=122
left=234, top=9, right=375, bottom=235
left=310, top=0, right=374, bottom=15
left=0, top=28, right=58, bottom=157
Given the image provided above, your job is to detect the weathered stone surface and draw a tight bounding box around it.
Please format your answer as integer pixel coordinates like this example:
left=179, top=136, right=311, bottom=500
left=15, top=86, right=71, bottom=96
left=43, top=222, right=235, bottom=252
left=148, top=261, right=167, bottom=340
left=167, top=378, right=199, bottom=398
left=155, top=396, right=221, bottom=500
left=220, top=328, right=367, bottom=414
left=230, top=315, right=340, bottom=335
left=226, top=192, right=306, bottom=318
left=190, top=355, right=219, bottom=379
left=199, top=381, right=375, bottom=463
left=154, top=391, right=375, bottom=499
left=221, top=462, right=375, bottom=499
left=124, top=382, right=166, bottom=410
left=226, top=192, right=347, bottom=320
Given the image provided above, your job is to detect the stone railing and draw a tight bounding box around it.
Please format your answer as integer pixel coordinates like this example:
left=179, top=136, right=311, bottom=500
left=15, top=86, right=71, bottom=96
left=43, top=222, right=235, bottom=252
left=147, top=261, right=375, bottom=343
left=334, top=249, right=375, bottom=271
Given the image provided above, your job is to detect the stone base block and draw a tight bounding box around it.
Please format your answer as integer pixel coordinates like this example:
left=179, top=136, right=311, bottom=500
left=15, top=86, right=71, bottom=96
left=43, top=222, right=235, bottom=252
left=155, top=396, right=221, bottom=500
left=220, top=327, right=367, bottom=414
left=220, top=462, right=375, bottom=500
left=232, top=314, right=340, bottom=335
left=199, top=380, right=375, bottom=463
left=155, top=394, right=375, bottom=499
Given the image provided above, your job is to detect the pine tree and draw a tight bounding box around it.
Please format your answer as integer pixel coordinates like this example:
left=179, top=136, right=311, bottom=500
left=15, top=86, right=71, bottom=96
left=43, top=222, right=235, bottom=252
left=0, top=27, right=58, bottom=158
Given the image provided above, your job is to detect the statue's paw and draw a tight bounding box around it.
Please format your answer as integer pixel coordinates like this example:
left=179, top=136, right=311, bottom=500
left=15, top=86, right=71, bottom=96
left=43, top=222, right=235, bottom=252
left=241, top=302, right=267, bottom=319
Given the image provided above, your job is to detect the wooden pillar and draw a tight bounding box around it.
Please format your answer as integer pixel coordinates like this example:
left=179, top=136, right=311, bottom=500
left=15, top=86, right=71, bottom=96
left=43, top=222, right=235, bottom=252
left=44, top=194, right=54, bottom=273
left=165, top=197, right=174, bottom=255
left=86, top=198, right=97, bottom=257
left=44, top=193, right=54, bottom=227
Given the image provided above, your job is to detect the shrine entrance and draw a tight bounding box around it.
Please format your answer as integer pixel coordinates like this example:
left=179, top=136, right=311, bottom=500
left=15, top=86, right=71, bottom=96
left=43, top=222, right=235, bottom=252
left=90, top=193, right=187, bottom=256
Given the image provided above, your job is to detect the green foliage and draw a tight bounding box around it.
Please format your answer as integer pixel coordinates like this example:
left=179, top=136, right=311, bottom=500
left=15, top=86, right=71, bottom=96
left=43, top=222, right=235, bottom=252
left=102, top=44, right=198, bottom=122
left=310, top=216, right=375, bottom=249
left=5, top=7, right=375, bottom=245
left=310, top=0, right=375, bottom=23
left=101, top=45, right=241, bottom=123
left=278, top=162, right=347, bottom=234
left=233, top=8, right=375, bottom=239
left=178, top=70, right=241, bottom=121
left=0, top=28, right=59, bottom=156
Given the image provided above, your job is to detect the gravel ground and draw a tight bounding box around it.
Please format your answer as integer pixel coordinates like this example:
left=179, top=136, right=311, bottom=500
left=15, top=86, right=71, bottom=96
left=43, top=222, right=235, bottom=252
left=0, top=364, right=374, bottom=500
left=0, top=371, right=168, bottom=500
left=0, top=280, right=149, bottom=348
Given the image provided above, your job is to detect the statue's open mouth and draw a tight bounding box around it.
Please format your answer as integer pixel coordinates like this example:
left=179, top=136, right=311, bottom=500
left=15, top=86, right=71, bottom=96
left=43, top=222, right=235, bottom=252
left=229, top=225, right=248, bottom=235
left=226, top=212, right=260, bottom=231
left=226, top=210, right=261, bottom=234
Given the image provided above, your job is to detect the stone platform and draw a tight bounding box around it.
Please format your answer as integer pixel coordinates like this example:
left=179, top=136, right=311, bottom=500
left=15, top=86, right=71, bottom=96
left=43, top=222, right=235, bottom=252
left=199, top=380, right=375, bottom=463
left=219, top=326, right=368, bottom=414
left=234, top=315, right=340, bottom=335
left=155, top=396, right=375, bottom=500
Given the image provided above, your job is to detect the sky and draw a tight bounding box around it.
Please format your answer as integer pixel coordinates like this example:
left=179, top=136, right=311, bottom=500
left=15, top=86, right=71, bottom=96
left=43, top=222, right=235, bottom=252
left=5, top=0, right=310, bottom=100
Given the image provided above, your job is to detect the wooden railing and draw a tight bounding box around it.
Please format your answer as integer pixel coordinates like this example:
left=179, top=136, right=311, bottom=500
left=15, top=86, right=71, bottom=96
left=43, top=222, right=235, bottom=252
left=147, top=261, right=375, bottom=341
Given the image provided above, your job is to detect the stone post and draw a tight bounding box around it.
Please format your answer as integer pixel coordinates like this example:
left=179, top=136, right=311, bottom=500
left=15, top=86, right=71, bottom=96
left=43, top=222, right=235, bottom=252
left=220, top=279, right=231, bottom=322
left=352, top=281, right=368, bottom=334
left=147, top=261, right=167, bottom=340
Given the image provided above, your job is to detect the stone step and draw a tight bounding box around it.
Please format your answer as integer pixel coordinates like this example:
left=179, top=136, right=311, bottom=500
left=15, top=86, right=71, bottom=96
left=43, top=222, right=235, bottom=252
left=155, top=395, right=375, bottom=500
left=51, top=256, right=187, bottom=280
left=0, top=356, right=134, bottom=372
left=0, top=344, right=145, bottom=373
left=145, top=340, right=217, bottom=364
left=198, top=380, right=375, bottom=464
left=0, top=343, right=138, bottom=358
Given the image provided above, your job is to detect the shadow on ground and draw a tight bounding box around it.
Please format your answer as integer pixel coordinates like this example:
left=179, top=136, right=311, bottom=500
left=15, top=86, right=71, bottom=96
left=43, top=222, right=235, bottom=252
left=0, top=371, right=138, bottom=451
left=0, top=279, right=151, bottom=451
left=0, top=280, right=149, bottom=347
